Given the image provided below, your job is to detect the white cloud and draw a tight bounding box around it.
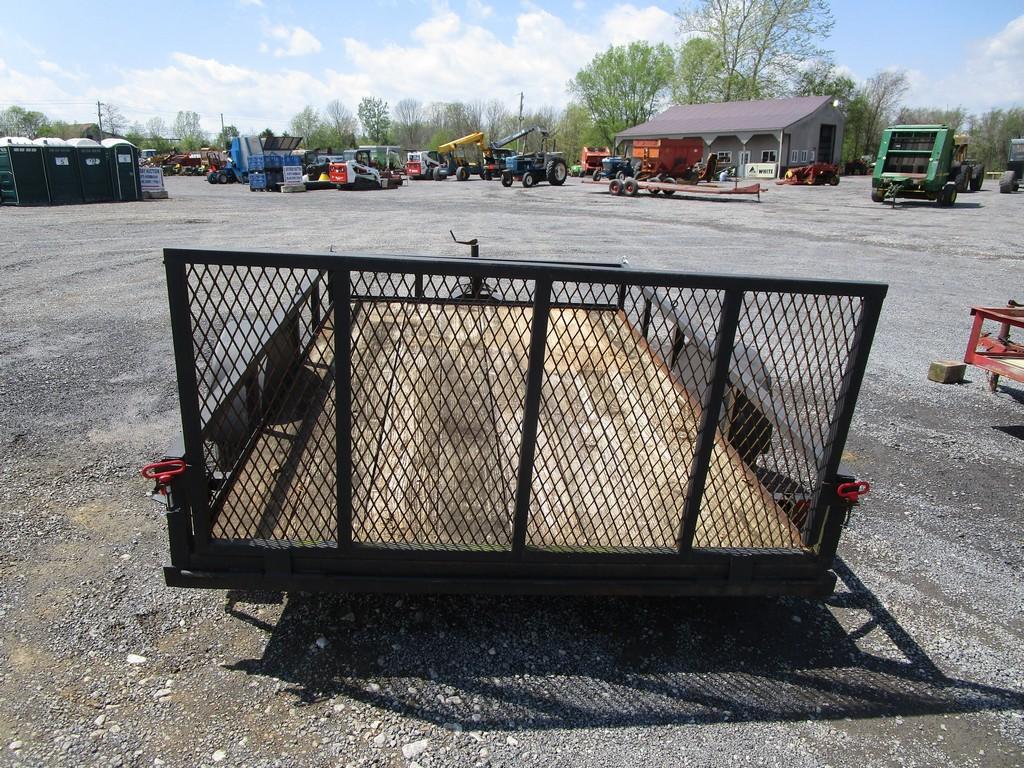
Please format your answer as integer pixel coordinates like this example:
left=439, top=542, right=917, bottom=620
left=600, top=3, right=677, bottom=46
left=265, top=25, right=322, bottom=58
left=340, top=5, right=674, bottom=108
left=38, top=59, right=84, bottom=81
left=467, top=0, right=493, bottom=19
left=239, top=0, right=264, bottom=5
left=573, top=0, right=586, bottom=9
left=896, top=15, right=1024, bottom=111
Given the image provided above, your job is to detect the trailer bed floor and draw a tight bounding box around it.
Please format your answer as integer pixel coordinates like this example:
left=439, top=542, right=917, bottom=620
left=211, top=303, right=802, bottom=551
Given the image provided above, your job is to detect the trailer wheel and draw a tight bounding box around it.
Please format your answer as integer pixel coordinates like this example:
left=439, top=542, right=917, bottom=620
left=648, top=187, right=661, bottom=196
left=662, top=188, right=675, bottom=196
left=870, top=188, right=885, bottom=203
left=999, top=170, right=1016, bottom=193
left=970, top=164, right=985, bottom=191
left=501, top=172, right=513, bottom=187
left=624, top=178, right=639, bottom=196
left=608, top=178, right=623, bottom=195
left=522, top=172, right=536, bottom=188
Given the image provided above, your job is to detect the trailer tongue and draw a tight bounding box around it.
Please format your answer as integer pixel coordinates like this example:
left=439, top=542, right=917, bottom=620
left=150, top=248, right=884, bottom=597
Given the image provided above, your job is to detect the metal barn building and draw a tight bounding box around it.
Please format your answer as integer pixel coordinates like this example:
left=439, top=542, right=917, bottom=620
left=616, top=95, right=845, bottom=179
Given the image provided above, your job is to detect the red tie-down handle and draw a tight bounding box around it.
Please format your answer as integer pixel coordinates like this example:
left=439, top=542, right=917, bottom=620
left=141, top=459, right=187, bottom=494
left=836, top=480, right=871, bottom=503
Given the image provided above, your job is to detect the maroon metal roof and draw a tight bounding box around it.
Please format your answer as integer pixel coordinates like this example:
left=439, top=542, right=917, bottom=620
left=617, top=96, right=834, bottom=140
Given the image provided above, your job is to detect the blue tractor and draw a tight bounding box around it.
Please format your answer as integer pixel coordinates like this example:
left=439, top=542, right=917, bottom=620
left=593, top=155, right=635, bottom=181
left=492, top=126, right=568, bottom=188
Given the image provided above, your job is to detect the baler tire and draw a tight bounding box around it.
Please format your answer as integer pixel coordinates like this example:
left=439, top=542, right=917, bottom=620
left=970, top=165, right=984, bottom=191
left=871, top=188, right=885, bottom=203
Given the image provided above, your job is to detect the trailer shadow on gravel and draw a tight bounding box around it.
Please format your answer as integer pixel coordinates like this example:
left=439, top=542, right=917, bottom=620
left=224, top=558, right=1023, bottom=730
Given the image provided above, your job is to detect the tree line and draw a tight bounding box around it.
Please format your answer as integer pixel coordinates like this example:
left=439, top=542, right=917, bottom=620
left=3, top=0, right=1020, bottom=169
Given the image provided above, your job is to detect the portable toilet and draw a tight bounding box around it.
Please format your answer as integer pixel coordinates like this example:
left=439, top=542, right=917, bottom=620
left=102, top=138, right=141, bottom=201
left=35, top=137, right=84, bottom=204
left=68, top=138, right=113, bottom=203
left=0, top=138, right=49, bottom=206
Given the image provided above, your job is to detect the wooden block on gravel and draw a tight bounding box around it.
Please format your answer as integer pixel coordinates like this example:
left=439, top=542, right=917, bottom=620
left=281, top=184, right=306, bottom=193
left=142, top=190, right=169, bottom=200
left=928, top=360, right=966, bottom=384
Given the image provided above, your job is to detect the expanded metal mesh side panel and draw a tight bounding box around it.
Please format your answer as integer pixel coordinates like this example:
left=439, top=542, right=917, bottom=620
left=527, top=282, right=721, bottom=550
left=348, top=271, right=534, bottom=548
left=184, top=262, right=332, bottom=538
left=693, top=291, right=864, bottom=548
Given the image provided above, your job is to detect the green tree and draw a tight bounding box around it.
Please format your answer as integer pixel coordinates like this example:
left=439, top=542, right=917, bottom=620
left=568, top=41, right=675, bottom=146
left=289, top=106, right=323, bottom=143
left=895, top=106, right=968, bottom=133
left=0, top=106, right=49, bottom=138
left=259, top=128, right=275, bottom=139
left=967, top=108, right=1024, bottom=172
left=673, top=37, right=725, bottom=104
left=856, top=69, right=908, bottom=157
left=215, top=124, right=239, bottom=150
left=173, top=110, right=207, bottom=150
left=556, top=103, right=603, bottom=167
left=393, top=98, right=429, bottom=149
left=358, top=96, right=391, bottom=143
left=793, top=61, right=855, bottom=105
left=677, top=0, right=835, bottom=100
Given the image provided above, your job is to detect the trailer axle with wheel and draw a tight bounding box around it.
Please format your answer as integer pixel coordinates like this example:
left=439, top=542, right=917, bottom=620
left=607, top=176, right=763, bottom=201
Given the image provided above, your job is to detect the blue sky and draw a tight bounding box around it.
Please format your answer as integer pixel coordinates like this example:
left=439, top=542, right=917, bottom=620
left=0, top=0, right=1021, bottom=134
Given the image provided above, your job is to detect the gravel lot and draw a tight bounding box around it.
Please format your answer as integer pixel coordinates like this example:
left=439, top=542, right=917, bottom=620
left=1, top=174, right=1022, bottom=767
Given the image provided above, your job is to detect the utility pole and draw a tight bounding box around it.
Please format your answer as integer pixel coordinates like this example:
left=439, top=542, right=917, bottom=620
left=517, top=92, right=524, bottom=153
left=97, top=100, right=103, bottom=139
left=220, top=113, right=225, bottom=136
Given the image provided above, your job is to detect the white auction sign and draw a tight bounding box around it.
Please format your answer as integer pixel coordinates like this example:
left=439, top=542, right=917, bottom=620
left=744, top=163, right=777, bottom=178
left=282, top=165, right=303, bottom=184
left=139, top=166, right=165, bottom=191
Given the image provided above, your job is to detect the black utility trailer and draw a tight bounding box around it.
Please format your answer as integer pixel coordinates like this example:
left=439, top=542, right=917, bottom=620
left=150, top=248, right=885, bottom=597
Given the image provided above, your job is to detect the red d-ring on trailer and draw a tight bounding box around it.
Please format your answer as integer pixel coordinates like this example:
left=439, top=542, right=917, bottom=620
left=836, top=480, right=871, bottom=503
left=141, top=459, right=187, bottom=492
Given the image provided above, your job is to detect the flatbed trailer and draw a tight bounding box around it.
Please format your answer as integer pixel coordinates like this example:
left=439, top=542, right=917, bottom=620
left=964, top=302, right=1024, bottom=391
left=608, top=177, right=765, bottom=201
left=147, top=248, right=885, bottom=597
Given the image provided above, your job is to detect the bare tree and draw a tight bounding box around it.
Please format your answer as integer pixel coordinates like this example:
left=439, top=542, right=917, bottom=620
left=324, top=99, right=357, bottom=147
left=393, top=98, right=429, bottom=148
left=100, top=102, right=127, bottom=137
left=484, top=99, right=514, bottom=140
left=859, top=70, right=908, bottom=156
left=146, top=117, right=169, bottom=140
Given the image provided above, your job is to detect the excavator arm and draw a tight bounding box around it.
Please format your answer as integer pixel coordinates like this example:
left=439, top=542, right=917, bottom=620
left=491, top=125, right=549, bottom=150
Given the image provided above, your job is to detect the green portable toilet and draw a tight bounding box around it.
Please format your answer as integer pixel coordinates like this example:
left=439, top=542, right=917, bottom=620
left=36, top=138, right=84, bottom=205
left=68, top=138, right=113, bottom=203
left=102, top=139, right=141, bottom=201
left=0, top=138, right=49, bottom=206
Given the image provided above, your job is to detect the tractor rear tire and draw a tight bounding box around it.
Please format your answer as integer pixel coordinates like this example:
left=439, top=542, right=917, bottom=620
left=999, top=170, right=1016, bottom=193
left=456, top=166, right=469, bottom=181
left=501, top=172, right=513, bottom=187
left=970, top=164, right=985, bottom=191
left=952, top=165, right=969, bottom=192
left=608, top=178, right=623, bottom=195
left=522, top=172, right=536, bottom=188
left=624, top=178, right=639, bottom=196
left=871, top=188, right=885, bottom=203
left=546, top=158, right=568, bottom=186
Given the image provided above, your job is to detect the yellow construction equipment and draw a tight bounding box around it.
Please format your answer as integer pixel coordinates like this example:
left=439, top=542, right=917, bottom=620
left=436, top=131, right=488, bottom=181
